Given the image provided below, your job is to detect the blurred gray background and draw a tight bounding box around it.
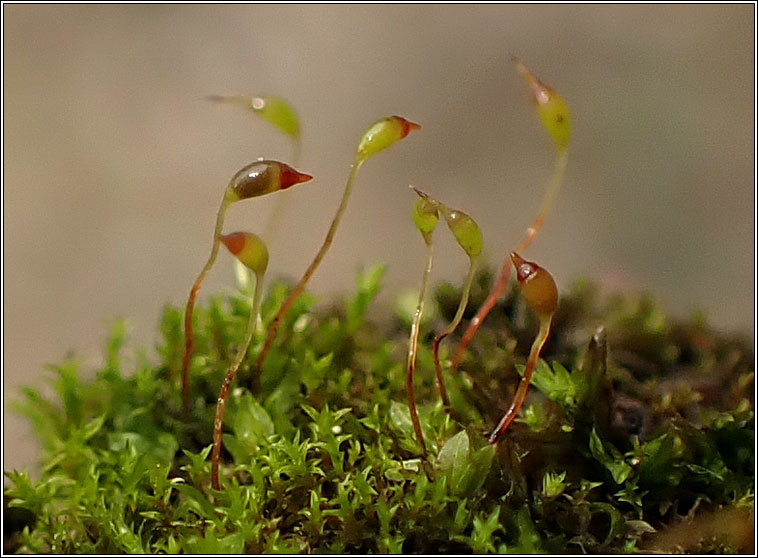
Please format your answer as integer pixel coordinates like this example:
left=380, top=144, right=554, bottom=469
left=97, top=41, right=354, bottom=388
left=3, top=5, right=754, bottom=474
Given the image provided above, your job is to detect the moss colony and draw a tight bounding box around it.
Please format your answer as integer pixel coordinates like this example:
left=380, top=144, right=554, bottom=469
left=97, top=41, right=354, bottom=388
left=5, top=266, right=754, bottom=554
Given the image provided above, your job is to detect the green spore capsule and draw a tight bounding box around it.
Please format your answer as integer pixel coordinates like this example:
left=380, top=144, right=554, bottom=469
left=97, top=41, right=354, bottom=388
left=256, top=115, right=420, bottom=379
left=514, top=59, right=572, bottom=150
left=357, top=116, right=421, bottom=162
left=452, top=60, right=570, bottom=370
left=206, top=95, right=304, bottom=245
left=411, top=187, right=483, bottom=259
left=249, top=95, right=300, bottom=140
left=207, top=94, right=301, bottom=140
left=412, top=196, right=439, bottom=243
left=220, top=232, right=269, bottom=276
left=212, top=230, right=271, bottom=491
left=441, top=208, right=483, bottom=259
left=411, top=187, right=483, bottom=417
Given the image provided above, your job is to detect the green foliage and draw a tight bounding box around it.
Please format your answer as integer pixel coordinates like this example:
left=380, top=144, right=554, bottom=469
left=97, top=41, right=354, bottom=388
left=5, top=265, right=754, bottom=554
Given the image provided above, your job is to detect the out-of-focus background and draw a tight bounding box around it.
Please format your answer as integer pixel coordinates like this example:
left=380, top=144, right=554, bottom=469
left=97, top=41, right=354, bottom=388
left=3, top=5, right=754, bottom=474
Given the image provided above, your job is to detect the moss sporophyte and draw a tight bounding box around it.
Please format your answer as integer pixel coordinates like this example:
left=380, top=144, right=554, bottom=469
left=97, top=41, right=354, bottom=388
left=409, top=188, right=483, bottom=420
left=181, top=160, right=312, bottom=411
left=452, top=59, right=570, bottom=371
left=254, top=115, right=420, bottom=385
left=211, top=232, right=269, bottom=490
left=207, top=94, right=303, bottom=242
left=6, top=60, right=753, bottom=554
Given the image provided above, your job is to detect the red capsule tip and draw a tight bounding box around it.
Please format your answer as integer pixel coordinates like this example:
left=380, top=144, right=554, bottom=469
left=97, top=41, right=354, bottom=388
left=220, top=232, right=246, bottom=255
left=510, top=252, right=535, bottom=283
left=393, top=116, right=421, bottom=139
left=278, top=163, right=313, bottom=190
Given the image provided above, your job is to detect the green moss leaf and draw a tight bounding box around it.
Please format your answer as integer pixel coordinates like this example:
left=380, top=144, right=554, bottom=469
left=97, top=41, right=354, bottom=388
left=346, top=264, right=386, bottom=334
left=436, top=430, right=495, bottom=498
left=589, top=428, right=632, bottom=484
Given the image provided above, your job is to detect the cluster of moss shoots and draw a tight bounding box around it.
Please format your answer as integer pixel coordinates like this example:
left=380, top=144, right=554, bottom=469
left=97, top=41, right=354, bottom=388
left=5, top=62, right=754, bottom=554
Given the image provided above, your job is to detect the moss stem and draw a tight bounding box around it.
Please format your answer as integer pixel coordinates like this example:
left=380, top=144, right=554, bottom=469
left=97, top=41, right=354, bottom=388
left=488, top=316, right=552, bottom=444
left=452, top=148, right=567, bottom=370
left=211, top=270, right=265, bottom=490
left=407, top=239, right=435, bottom=459
left=432, top=255, right=479, bottom=416
left=182, top=193, right=233, bottom=411
left=255, top=157, right=364, bottom=385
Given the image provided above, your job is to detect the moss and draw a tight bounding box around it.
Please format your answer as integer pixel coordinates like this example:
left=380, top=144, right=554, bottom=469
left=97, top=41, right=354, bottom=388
left=4, top=265, right=754, bottom=554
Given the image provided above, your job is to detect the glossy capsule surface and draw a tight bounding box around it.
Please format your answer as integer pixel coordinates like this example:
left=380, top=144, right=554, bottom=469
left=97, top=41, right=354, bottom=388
left=443, top=209, right=483, bottom=259
left=227, top=160, right=312, bottom=201
left=511, top=252, right=558, bottom=317
left=356, top=116, right=421, bottom=162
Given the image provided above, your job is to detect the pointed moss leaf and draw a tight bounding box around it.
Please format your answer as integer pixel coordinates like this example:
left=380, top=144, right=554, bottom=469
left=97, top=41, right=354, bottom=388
left=520, top=360, right=584, bottom=411
left=520, top=402, right=549, bottom=430
left=110, top=408, right=179, bottom=462
left=181, top=445, right=213, bottom=485
left=388, top=401, right=413, bottom=435
left=302, top=349, right=334, bottom=393
left=389, top=401, right=421, bottom=454
left=164, top=535, right=181, bottom=555
left=471, top=506, right=500, bottom=553
left=514, top=505, right=543, bottom=553
left=227, top=392, right=275, bottom=459
left=175, top=483, right=218, bottom=519
left=346, top=264, right=387, bottom=333
left=542, top=470, right=568, bottom=499
left=49, top=358, right=84, bottom=428
left=469, top=443, right=496, bottom=493
left=5, top=470, right=56, bottom=517
left=437, top=430, right=470, bottom=474
left=81, top=414, right=106, bottom=442
left=578, top=327, right=607, bottom=408
left=436, top=430, right=493, bottom=497
left=635, top=433, right=676, bottom=487
left=590, top=501, right=625, bottom=546
left=589, top=428, right=632, bottom=484
left=11, top=387, right=61, bottom=453
left=184, top=532, right=245, bottom=555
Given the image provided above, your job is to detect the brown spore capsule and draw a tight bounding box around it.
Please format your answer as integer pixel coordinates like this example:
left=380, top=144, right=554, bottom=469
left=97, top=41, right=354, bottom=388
left=510, top=252, right=558, bottom=317
left=228, top=160, right=312, bottom=201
